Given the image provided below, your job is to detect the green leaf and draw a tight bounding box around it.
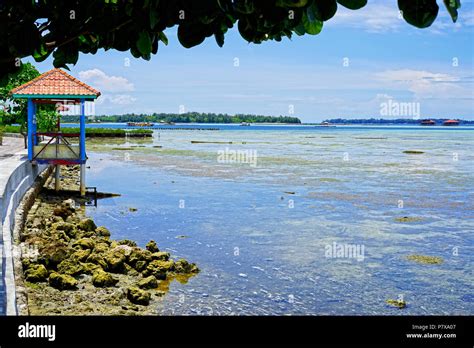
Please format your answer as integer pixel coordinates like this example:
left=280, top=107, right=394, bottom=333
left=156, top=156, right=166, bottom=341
left=313, top=0, right=338, bottom=21
left=52, top=46, right=78, bottom=69
left=237, top=18, right=256, bottom=42
left=276, top=0, right=309, bottom=7
left=443, top=0, right=461, bottom=23
left=158, top=32, right=168, bottom=45
left=303, top=7, right=323, bottom=35
left=233, top=0, right=255, bottom=14
left=32, top=44, right=50, bottom=62
left=336, top=0, right=367, bottom=10
left=293, top=22, right=306, bottom=36
left=214, top=30, right=225, bottom=47
left=149, top=9, right=159, bottom=29
left=398, top=0, right=439, bottom=28
left=178, top=24, right=207, bottom=48
left=136, top=31, right=152, bottom=56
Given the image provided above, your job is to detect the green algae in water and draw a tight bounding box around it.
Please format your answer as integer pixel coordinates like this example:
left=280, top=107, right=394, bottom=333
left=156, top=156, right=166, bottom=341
left=407, top=254, right=443, bottom=265
left=403, top=150, right=425, bottom=154
left=386, top=299, right=407, bottom=309
left=395, top=216, right=423, bottom=223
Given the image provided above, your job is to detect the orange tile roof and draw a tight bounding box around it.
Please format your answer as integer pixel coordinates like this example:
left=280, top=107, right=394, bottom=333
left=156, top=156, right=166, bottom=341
left=11, top=68, right=101, bottom=98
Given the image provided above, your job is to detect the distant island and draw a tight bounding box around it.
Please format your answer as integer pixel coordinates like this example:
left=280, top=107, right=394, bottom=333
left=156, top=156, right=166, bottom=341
left=323, top=118, right=474, bottom=125
left=59, top=113, right=474, bottom=125
left=61, top=112, right=302, bottom=124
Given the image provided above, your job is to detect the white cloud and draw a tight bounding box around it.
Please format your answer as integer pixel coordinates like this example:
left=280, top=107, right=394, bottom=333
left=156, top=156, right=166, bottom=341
left=95, top=94, right=137, bottom=106
left=329, top=3, right=403, bottom=33
left=108, top=94, right=137, bottom=105
left=375, top=69, right=472, bottom=99
left=79, top=69, right=134, bottom=92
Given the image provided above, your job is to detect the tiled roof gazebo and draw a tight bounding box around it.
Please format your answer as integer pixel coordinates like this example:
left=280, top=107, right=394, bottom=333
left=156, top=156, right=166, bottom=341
left=11, top=68, right=101, bottom=195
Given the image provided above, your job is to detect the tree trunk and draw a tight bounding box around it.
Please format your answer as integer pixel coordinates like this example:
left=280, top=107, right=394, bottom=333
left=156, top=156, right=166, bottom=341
left=20, top=123, right=27, bottom=149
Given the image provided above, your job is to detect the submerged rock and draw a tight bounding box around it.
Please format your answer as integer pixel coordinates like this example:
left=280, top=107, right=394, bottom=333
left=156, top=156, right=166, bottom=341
left=49, top=272, right=78, bottom=290
left=386, top=299, right=407, bottom=309
left=395, top=216, right=423, bottom=223
left=137, top=275, right=158, bottom=289
left=403, top=150, right=424, bottom=154
left=146, top=240, right=159, bottom=253
left=127, top=287, right=150, bottom=305
left=407, top=254, right=443, bottom=265
left=92, top=269, right=119, bottom=288
left=24, top=264, right=48, bottom=283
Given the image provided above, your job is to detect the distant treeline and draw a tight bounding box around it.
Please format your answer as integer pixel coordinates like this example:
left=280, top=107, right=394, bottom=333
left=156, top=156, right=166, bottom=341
left=324, top=118, right=474, bottom=125
left=62, top=112, right=301, bottom=124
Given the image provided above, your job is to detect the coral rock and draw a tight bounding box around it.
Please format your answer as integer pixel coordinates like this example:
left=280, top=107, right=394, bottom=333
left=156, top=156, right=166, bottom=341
left=49, top=272, right=78, bottom=290
left=92, top=269, right=119, bottom=288
left=137, top=275, right=159, bottom=289
left=126, top=287, right=151, bottom=305
left=24, top=264, right=48, bottom=283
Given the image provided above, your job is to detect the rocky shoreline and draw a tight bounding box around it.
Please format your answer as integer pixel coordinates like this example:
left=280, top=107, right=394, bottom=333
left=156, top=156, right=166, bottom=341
left=16, top=166, right=199, bottom=315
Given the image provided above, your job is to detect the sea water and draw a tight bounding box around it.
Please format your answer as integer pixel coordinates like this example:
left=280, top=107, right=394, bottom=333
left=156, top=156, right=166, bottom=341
left=83, top=125, right=474, bottom=315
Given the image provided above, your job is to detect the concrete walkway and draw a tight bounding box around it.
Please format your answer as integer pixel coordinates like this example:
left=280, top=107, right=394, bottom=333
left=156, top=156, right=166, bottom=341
left=0, top=136, right=47, bottom=315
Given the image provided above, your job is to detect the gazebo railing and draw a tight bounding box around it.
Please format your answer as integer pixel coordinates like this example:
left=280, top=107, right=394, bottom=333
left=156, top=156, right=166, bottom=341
left=32, top=132, right=82, bottom=164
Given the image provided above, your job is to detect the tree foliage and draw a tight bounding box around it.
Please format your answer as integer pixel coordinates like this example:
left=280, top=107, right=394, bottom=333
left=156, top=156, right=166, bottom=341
left=0, top=62, right=40, bottom=126
left=0, top=0, right=462, bottom=83
left=0, top=62, right=59, bottom=146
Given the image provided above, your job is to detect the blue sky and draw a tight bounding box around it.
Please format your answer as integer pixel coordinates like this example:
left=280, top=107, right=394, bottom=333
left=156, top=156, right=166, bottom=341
left=28, top=0, right=474, bottom=122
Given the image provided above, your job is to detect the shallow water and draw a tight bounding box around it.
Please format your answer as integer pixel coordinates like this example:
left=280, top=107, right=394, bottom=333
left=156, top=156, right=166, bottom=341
left=84, top=126, right=474, bottom=315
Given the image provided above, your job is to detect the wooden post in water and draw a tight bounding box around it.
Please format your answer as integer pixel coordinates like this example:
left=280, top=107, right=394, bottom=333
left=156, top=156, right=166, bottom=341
left=55, top=165, right=61, bottom=191
left=80, top=164, right=86, bottom=196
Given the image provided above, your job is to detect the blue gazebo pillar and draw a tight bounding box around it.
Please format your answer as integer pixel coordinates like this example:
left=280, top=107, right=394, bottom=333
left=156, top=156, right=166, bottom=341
left=27, top=98, right=34, bottom=160
left=80, top=99, right=86, bottom=196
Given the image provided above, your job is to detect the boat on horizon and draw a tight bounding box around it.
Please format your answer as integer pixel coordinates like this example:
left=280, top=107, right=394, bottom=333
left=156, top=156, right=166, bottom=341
left=421, top=119, right=436, bottom=126
left=443, top=119, right=460, bottom=126
left=240, top=122, right=251, bottom=126
left=315, top=121, right=335, bottom=127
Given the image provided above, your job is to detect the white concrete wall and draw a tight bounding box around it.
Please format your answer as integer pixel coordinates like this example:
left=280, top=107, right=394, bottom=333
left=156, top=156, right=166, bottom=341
left=0, top=155, right=47, bottom=315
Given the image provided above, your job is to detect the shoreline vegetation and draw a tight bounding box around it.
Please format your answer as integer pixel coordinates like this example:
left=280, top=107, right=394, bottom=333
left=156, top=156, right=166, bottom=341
left=322, top=118, right=474, bottom=125
left=3, top=126, right=152, bottom=137
left=58, top=114, right=474, bottom=126
left=16, top=166, right=199, bottom=315
left=61, top=112, right=302, bottom=124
